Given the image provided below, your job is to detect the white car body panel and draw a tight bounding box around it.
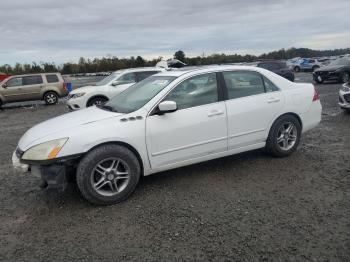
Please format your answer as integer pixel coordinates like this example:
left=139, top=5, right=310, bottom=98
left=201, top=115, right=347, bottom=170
left=146, top=101, right=227, bottom=168
left=15, top=65, right=322, bottom=177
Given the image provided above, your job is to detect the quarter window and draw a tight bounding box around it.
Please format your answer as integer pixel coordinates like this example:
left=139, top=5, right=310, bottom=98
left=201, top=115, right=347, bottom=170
left=263, top=76, right=279, bottom=92
left=6, top=77, right=22, bottom=87
left=223, top=71, right=265, bottom=99
left=164, top=73, right=218, bottom=110
left=23, top=75, right=43, bottom=85
left=46, top=74, right=59, bottom=83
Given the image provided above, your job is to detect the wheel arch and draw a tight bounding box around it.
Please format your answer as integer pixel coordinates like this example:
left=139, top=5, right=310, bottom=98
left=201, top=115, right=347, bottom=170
left=269, top=112, right=303, bottom=134
left=84, top=141, right=145, bottom=176
left=86, top=95, right=109, bottom=107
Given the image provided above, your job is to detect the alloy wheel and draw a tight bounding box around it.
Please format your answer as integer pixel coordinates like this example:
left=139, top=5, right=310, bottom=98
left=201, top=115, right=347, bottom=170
left=276, top=122, right=298, bottom=151
left=46, top=93, right=57, bottom=104
left=91, top=158, right=131, bottom=196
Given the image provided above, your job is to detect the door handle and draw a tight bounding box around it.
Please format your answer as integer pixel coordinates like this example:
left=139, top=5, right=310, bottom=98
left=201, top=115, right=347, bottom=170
left=207, top=110, right=224, bottom=117
left=267, top=97, right=280, bottom=103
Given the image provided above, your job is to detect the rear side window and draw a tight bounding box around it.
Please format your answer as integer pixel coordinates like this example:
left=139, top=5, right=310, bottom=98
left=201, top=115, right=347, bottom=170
left=263, top=76, right=280, bottom=92
left=164, top=73, right=218, bottom=110
left=136, top=71, right=160, bottom=82
left=223, top=71, right=265, bottom=99
left=23, top=75, right=43, bottom=85
left=6, top=77, right=22, bottom=87
left=46, top=74, right=59, bottom=83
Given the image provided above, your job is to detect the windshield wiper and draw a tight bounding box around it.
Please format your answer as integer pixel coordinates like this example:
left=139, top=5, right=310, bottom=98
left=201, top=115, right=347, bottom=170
left=97, top=104, right=118, bottom=112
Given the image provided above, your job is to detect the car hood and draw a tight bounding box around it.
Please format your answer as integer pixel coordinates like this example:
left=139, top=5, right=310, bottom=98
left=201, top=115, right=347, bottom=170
left=70, top=85, right=111, bottom=94
left=315, top=65, right=345, bottom=72
left=18, top=106, right=122, bottom=150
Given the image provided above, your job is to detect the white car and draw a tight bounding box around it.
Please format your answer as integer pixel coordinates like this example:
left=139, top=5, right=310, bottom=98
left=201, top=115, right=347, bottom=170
left=339, top=82, right=350, bottom=111
left=13, top=65, right=322, bottom=205
left=66, top=67, right=164, bottom=110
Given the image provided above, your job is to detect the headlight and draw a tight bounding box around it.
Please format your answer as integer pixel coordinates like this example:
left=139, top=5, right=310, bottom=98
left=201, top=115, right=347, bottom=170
left=70, top=93, right=85, bottom=99
left=22, top=138, right=68, bottom=161
left=342, top=83, right=350, bottom=92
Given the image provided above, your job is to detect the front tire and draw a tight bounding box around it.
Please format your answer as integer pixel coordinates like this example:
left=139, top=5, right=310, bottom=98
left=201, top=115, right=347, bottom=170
left=87, top=96, right=108, bottom=107
left=266, top=115, right=301, bottom=157
left=76, top=144, right=141, bottom=205
left=44, top=91, right=59, bottom=105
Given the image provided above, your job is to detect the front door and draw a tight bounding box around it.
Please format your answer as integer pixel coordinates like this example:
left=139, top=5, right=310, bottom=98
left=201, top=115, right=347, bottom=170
left=1, top=76, right=24, bottom=102
left=146, top=72, right=228, bottom=169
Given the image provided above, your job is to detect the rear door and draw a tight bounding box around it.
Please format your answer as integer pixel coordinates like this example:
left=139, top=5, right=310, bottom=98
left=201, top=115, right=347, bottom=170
left=21, top=75, right=44, bottom=100
left=222, top=70, right=284, bottom=150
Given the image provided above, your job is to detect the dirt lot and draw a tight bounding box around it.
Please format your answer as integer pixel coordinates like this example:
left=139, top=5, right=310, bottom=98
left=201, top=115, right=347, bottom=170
left=0, top=73, right=349, bottom=261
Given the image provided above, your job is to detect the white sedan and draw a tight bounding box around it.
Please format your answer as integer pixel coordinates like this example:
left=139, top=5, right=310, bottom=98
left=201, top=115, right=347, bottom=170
left=13, top=65, right=322, bottom=205
left=66, top=67, right=164, bottom=110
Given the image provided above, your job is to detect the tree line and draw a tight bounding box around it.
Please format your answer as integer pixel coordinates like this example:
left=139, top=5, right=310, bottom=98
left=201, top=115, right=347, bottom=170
left=1, top=47, right=349, bottom=75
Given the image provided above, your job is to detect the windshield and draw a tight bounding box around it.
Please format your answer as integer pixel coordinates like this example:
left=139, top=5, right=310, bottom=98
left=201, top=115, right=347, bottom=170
left=94, top=72, right=121, bottom=86
left=103, top=76, right=176, bottom=113
left=329, top=58, right=350, bottom=66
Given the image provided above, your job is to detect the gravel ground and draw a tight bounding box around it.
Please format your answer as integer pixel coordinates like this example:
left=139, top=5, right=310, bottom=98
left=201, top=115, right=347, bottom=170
left=0, top=73, right=349, bottom=261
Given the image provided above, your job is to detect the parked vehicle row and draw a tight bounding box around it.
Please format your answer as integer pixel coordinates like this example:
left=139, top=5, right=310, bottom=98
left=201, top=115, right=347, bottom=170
left=12, top=65, right=322, bottom=205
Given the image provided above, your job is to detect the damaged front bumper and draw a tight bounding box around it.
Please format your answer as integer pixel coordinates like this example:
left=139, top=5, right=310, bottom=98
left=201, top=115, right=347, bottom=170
left=12, top=149, right=79, bottom=192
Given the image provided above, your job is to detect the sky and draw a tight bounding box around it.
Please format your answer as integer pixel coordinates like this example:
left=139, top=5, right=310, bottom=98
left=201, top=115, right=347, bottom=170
left=1, top=0, right=349, bottom=65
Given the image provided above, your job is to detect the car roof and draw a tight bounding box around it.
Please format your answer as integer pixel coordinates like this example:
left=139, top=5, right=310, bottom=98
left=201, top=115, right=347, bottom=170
left=6, top=72, right=61, bottom=78
left=113, top=67, right=164, bottom=74
left=156, top=65, right=271, bottom=77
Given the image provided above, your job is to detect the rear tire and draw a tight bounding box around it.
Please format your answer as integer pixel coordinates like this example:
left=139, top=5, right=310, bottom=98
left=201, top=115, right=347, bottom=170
left=294, top=66, right=300, bottom=72
left=76, top=144, right=141, bottom=205
left=266, top=115, right=301, bottom=157
left=87, top=96, right=108, bottom=107
left=44, top=91, right=59, bottom=105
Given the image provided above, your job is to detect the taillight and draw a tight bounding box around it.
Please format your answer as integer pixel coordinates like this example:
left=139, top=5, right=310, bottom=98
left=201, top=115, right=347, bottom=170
left=63, top=82, right=67, bottom=91
left=312, top=87, right=319, bottom=101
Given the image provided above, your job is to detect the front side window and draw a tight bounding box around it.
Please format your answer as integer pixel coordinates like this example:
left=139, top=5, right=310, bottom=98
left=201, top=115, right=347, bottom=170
left=23, top=75, right=43, bottom=85
left=6, top=77, right=22, bottom=87
left=117, top=72, right=136, bottom=84
left=104, top=76, right=175, bottom=113
left=94, top=72, right=121, bottom=86
left=163, top=73, right=218, bottom=110
left=223, top=71, right=265, bottom=99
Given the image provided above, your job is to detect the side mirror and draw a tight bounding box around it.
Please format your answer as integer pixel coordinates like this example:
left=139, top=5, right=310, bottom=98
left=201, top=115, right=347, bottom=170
left=157, top=101, right=177, bottom=114
left=111, top=81, right=121, bottom=86
left=2, top=83, right=7, bottom=88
